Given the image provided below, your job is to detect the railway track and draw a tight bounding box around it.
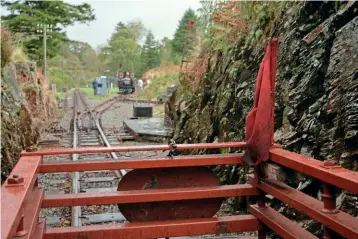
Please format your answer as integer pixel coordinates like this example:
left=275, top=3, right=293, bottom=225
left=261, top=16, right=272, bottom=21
left=72, top=90, right=130, bottom=226
left=39, top=89, right=137, bottom=227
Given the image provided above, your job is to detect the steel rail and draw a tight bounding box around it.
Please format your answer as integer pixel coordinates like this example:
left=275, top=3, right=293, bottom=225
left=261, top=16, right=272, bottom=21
left=71, top=90, right=81, bottom=227
left=77, top=90, right=126, bottom=178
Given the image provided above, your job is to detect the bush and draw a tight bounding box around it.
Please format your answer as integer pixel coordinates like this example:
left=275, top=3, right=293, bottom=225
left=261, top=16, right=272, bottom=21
left=49, top=67, right=75, bottom=90
left=1, top=26, right=13, bottom=69
left=11, top=47, right=29, bottom=62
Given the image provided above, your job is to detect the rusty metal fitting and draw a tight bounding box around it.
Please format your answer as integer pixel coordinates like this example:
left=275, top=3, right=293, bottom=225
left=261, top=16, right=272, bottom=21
left=323, top=160, right=336, bottom=166
left=25, top=147, right=37, bottom=152
left=167, top=139, right=178, bottom=158
left=7, top=174, right=24, bottom=184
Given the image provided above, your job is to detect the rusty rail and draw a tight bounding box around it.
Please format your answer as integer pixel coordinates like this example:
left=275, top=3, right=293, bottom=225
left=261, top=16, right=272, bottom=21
left=2, top=143, right=358, bottom=239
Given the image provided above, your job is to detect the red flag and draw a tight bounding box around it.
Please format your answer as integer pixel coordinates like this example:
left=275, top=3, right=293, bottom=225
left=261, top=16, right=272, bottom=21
left=243, top=38, right=279, bottom=166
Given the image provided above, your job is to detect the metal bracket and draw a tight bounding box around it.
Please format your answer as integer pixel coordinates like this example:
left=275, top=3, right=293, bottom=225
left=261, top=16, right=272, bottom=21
left=319, top=160, right=342, bottom=170
left=5, top=174, right=25, bottom=187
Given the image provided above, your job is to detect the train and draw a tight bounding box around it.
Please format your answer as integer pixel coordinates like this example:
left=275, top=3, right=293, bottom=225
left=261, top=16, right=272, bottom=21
left=117, top=72, right=136, bottom=94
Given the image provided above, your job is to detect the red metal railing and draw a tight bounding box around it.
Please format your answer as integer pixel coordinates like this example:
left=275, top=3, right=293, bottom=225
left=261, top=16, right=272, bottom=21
left=2, top=142, right=358, bottom=239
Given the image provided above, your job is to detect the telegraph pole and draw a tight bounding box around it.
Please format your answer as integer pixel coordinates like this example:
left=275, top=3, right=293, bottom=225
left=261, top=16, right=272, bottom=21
left=37, top=24, right=53, bottom=82
left=43, top=25, right=47, bottom=81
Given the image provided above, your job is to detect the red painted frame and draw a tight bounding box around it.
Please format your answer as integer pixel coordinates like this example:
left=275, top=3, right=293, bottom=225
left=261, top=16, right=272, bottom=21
left=2, top=144, right=358, bottom=239
left=270, top=148, right=358, bottom=193
left=1, top=155, right=42, bottom=239
left=21, top=142, right=247, bottom=156
left=39, top=153, right=244, bottom=173
left=44, top=215, right=261, bottom=239
left=248, top=175, right=358, bottom=238
left=42, top=184, right=258, bottom=208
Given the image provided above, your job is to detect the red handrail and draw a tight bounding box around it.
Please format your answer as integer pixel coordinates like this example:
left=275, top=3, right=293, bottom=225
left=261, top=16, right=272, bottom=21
left=2, top=144, right=358, bottom=239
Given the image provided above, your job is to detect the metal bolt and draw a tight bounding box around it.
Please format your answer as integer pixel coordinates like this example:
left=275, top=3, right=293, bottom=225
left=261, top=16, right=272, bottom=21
left=323, top=160, right=336, bottom=166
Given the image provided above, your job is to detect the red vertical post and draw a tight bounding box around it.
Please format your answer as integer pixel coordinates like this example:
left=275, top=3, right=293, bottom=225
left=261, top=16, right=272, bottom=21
left=321, top=182, right=338, bottom=239
left=254, top=166, right=267, bottom=238
left=321, top=183, right=339, bottom=214
left=258, top=227, right=267, bottom=239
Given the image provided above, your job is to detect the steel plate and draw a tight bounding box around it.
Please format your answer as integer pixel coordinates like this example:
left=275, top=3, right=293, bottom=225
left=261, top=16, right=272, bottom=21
left=117, top=166, right=224, bottom=222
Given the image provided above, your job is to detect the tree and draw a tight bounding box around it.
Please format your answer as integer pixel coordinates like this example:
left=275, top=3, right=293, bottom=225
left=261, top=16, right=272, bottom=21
left=141, top=30, right=160, bottom=71
left=65, top=54, right=85, bottom=85
left=48, top=40, right=103, bottom=88
left=171, top=8, right=197, bottom=56
left=67, top=41, right=102, bottom=78
left=159, top=37, right=173, bottom=66
left=101, top=20, right=146, bottom=75
left=1, top=1, right=95, bottom=63
left=197, top=1, right=216, bottom=34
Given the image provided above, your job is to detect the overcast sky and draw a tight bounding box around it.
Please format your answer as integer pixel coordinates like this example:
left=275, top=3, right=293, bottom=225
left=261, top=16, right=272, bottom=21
left=65, top=0, right=202, bottom=49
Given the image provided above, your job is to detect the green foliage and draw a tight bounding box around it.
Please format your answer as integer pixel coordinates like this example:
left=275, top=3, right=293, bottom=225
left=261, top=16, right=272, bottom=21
left=48, top=40, right=103, bottom=89
left=159, top=37, right=173, bottom=66
left=197, top=1, right=216, bottom=33
left=196, top=1, right=282, bottom=53
left=1, top=0, right=95, bottom=63
left=255, top=29, right=263, bottom=39
left=80, top=87, right=118, bottom=100
left=138, top=73, right=178, bottom=100
left=102, top=20, right=145, bottom=75
left=171, top=8, right=197, bottom=56
left=141, top=30, right=160, bottom=72
left=68, top=41, right=103, bottom=78
left=11, top=47, right=28, bottom=62
left=49, top=67, right=74, bottom=90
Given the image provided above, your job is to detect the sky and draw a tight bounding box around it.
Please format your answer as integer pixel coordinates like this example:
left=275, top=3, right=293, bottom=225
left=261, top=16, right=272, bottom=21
left=65, top=0, right=202, bottom=49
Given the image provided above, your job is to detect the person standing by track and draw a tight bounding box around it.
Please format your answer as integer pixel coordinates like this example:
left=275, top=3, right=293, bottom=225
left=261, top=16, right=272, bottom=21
left=137, top=78, right=143, bottom=96
left=92, top=78, right=98, bottom=95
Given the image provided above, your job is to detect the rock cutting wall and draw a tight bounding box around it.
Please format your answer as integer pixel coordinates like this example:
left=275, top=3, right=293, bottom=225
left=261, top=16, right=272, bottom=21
left=173, top=1, right=357, bottom=169
left=1, top=62, right=58, bottom=181
left=169, top=2, right=358, bottom=234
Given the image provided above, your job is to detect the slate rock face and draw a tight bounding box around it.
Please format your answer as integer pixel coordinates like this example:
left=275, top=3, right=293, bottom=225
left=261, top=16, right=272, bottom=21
left=323, top=16, right=358, bottom=167
left=168, top=2, right=358, bottom=230
left=171, top=2, right=358, bottom=170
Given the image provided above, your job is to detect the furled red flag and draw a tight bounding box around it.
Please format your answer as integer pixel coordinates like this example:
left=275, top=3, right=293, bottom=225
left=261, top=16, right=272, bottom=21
left=243, top=38, right=279, bottom=166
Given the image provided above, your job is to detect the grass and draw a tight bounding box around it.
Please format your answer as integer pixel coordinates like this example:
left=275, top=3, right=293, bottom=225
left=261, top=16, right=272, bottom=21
left=80, top=87, right=118, bottom=100
left=56, top=92, right=65, bottom=100
left=153, top=104, right=165, bottom=118
left=138, top=72, right=179, bottom=101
